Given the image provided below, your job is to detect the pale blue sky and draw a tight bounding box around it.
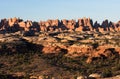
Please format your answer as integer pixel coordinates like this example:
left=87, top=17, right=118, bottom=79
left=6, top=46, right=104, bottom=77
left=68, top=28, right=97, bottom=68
left=0, top=0, right=120, bottom=23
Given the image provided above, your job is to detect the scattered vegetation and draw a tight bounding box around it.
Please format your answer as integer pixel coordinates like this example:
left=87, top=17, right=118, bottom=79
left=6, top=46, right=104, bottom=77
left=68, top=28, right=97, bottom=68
left=0, top=35, right=120, bottom=78
left=40, top=52, right=120, bottom=77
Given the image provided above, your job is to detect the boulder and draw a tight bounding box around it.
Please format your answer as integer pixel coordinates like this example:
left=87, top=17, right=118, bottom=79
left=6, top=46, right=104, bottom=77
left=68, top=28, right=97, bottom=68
left=77, top=75, right=87, bottom=79
left=89, top=73, right=102, bottom=78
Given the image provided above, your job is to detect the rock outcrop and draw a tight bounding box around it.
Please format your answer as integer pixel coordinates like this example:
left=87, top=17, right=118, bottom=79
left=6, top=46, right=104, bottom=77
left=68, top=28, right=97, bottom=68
left=1, top=17, right=120, bottom=34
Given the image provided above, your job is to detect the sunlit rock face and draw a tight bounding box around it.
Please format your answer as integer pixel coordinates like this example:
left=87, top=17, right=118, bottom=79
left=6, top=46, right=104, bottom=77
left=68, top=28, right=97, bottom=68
left=1, top=17, right=120, bottom=33
left=75, top=18, right=93, bottom=32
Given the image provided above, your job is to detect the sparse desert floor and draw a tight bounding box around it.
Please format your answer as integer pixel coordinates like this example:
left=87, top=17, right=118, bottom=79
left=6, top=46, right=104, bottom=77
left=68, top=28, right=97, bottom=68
left=0, top=31, right=120, bottom=79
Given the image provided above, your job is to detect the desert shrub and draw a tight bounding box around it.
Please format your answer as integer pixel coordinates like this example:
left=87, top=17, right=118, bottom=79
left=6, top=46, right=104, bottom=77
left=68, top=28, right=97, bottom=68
left=102, top=69, right=112, bottom=77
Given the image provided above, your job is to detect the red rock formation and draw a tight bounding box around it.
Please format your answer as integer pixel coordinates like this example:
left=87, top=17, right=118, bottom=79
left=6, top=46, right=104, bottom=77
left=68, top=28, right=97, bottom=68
left=116, top=21, right=120, bottom=31
left=8, top=17, right=18, bottom=27
left=39, top=21, right=47, bottom=32
left=75, top=19, right=84, bottom=31
left=1, top=17, right=120, bottom=33
left=75, top=18, right=93, bottom=31
left=86, top=46, right=120, bottom=63
left=75, top=26, right=83, bottom=32
left=108, top=21, right=115, bottom=32
left=0, top=19, right=8, bottom=30
left=61, top=19, right=68, bottom=27
left=101, top=19, right=109, bottom=31
left=87, top=18, right=93, bottom=31
left=42, top=46, right=62, bottom=54
left=93, top=21, right=99, bottom=32
left=67, top=19, right=76, bottom=30
left=18, top=21, right=26, bottom=28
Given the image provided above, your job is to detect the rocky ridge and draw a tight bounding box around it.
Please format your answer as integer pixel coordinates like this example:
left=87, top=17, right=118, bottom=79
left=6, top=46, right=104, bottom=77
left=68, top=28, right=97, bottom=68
left=1, top=17, right=120, bottom=34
